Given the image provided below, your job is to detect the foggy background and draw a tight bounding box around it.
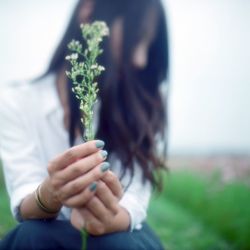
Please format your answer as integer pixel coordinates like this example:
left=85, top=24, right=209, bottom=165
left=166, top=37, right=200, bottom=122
left=0, top=0, right=249, bottom=156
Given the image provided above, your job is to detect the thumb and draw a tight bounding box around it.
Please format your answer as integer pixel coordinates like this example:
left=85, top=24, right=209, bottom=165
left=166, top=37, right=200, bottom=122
left=70, top=208, right=85, bottom=230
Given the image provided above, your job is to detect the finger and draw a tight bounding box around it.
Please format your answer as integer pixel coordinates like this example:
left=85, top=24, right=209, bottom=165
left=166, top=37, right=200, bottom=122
left=71, top=208, right=85, bottom=230
left=64, top=182, right=97, bottom=207
left=60, top=162, right=110, bottom=200
left=101, top=171, right=123, bottom=199
left=81, top=209, right=105, bottom=235
left=86, top=196, right=111, bottom=222
left=56, top=150, right=108, bottom=185
left=48, top=140, right=105, bottom=172
left=95, top=181, right=119, bottom=214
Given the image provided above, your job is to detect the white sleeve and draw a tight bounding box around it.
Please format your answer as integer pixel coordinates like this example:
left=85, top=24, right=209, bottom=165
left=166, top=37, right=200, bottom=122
left=118, top=164, right=152, bottom=231
left=0, top=88, right=46, bottom=221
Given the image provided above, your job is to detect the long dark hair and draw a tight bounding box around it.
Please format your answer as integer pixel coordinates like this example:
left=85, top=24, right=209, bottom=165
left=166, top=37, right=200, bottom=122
left=46, top=0, right=169, bottom=190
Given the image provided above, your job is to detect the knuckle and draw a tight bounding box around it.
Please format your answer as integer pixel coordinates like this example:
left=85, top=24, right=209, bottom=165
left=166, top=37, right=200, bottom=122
left=103, top=213, right=111, bottom=223
left=96, top=183, right=107, bottom=195
left=88, top=197, right=97, bottom=208
left=79, top=196, right=87, bottom=206
left=106, top=173, right=116, bottom=183
left=98, top=181, right=106, bottom=191
left=91, top=169, right=101, bottom=180
left=59, top=175, right=67, bottom=184
left=56, top=192, right=64, bottom=203
left=71, top=181, right=81, bottom=192
left=92, top=196, right=99, bottom=205
left=110, top=201, right=119, bottom=214
left=50, top=178, right=59, bottom=189
left=65, top=148, right=76, bottom=161
left=71, top=165, right=82, bottom=176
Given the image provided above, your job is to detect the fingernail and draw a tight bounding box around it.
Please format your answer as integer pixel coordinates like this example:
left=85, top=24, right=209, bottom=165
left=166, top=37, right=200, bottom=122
left=100, top=150, right=108, bottom=159
left=89, top=182, right=97, bottom=192
left=100, top=162, right=110, bottom=172
left=95, top=140, right=105, bottom=149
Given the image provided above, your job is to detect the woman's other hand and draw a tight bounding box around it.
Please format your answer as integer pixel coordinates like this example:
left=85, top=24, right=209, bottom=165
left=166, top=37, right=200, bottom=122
left=71, top=171, right=130, bottom=235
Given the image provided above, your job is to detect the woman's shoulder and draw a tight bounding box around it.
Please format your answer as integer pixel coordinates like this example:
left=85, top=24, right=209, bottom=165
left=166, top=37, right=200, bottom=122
left=0, top=73, right=56, bottom=115
left=0, top=80, right=29, bottom=116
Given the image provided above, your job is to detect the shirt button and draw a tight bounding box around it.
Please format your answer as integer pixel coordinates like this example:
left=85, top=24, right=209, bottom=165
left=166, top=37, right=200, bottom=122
left=135, top=224, right=142, bottom=230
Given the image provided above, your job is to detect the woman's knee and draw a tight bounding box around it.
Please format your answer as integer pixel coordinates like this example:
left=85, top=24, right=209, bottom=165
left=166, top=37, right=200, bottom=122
left=88, top=231, right=137, bottom=250
left=0, top=219, right=82, bottom=250
left=87, top=223, right=164, bottom=250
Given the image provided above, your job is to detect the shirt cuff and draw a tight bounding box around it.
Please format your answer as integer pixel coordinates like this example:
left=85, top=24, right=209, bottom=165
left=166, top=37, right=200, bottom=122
left=10, top=182, right=41, bottom=221
left=119, top=194, right=147, bottom=232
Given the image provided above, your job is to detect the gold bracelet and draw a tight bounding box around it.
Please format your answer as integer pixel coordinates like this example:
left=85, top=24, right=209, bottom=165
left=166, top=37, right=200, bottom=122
left=35, top=185, right=60, bottom=214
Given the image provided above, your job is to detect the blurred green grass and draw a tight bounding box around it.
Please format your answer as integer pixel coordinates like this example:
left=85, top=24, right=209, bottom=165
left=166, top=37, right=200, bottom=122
left=0, top=165, right=17, bottom=237
left=161, top=171, right=250, bottom=249
left=1, top=165, right=250, bottom=250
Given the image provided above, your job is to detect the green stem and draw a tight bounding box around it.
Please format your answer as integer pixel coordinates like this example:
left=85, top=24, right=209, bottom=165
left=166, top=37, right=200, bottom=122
left=81, top=229, right=88, bottom=250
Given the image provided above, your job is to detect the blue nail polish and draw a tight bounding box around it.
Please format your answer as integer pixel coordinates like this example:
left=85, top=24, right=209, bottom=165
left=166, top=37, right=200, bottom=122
left=89, top=182, right=97, bottom=192
left=101, top=150, right=108, bottom=159
left=101, top=162, right=110, bottom=172
left=96, top=140, right=105, bottom=149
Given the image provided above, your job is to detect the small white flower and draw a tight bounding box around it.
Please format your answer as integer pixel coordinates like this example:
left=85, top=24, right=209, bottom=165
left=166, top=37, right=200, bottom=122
left=98, top=66, right=105, bottom=71
left=90, top=64, right=98, bottom=70
left=71, top=53, right=78, bottom=60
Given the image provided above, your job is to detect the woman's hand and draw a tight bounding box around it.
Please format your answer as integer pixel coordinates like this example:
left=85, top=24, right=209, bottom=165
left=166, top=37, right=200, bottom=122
left=41, top=140, right=110, bottom=210
left=71, top=171, right=130, bottom=235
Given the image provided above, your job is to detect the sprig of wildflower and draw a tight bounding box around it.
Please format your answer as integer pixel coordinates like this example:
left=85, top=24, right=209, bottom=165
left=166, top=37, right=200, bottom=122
left=66, top=21, right=109, bottom=141
left=66, top=21, right=109, bottom=250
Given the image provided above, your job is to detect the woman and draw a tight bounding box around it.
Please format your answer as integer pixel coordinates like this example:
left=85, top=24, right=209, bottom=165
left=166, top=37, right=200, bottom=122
left=0, top=0, right=169, bottom=249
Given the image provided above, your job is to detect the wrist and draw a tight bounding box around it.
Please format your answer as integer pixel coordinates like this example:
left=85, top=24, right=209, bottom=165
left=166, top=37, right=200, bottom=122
left=113, top=206, right=130, bottom=232
left=39, top=178, right=62, bottom=212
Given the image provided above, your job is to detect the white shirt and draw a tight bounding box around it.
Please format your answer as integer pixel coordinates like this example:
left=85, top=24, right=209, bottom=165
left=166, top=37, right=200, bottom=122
left=0, top=74, right=151, bottom=231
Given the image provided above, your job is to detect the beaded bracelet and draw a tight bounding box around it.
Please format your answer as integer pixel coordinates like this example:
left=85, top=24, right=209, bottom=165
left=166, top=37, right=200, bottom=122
left=35, top=185, right=60, bottom=214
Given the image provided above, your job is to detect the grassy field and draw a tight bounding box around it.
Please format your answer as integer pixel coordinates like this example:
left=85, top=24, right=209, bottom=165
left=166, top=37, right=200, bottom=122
left=1, top=166, right=250, bottom=250
left=0, top=166, right=17, bottom=237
